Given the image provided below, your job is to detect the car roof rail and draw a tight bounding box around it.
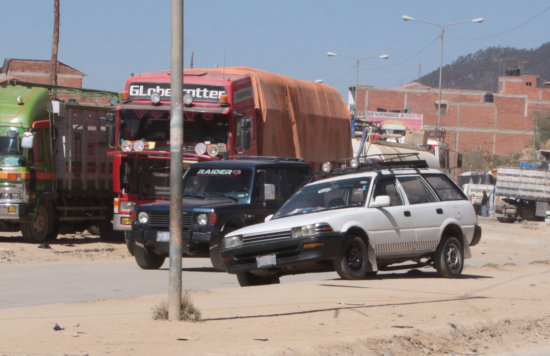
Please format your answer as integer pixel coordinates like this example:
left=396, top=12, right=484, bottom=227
left=316, top=153, right=429, bottom=177
left=227, top=156, right=305, bottom=163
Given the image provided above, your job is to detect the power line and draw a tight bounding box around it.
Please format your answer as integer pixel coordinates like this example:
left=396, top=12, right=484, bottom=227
left=450, top=5, right=550, bottom=41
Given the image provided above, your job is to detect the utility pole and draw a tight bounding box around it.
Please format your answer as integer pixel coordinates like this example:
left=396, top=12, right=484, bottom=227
left=50, top=0, right=60, bottom=85
left=168, top=0, right=184, bottom=320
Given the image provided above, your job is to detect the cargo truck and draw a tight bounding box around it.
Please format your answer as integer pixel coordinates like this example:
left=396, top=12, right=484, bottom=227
left=124, top=67, right=353, bottom=269
left=110, top=67, right=352, bottom=236
left=495, top=157, right=550, bottom=222
left=0, top=80, right=119, bottom=242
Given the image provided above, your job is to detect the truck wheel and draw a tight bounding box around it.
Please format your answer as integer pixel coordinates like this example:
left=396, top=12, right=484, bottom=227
left=21, top=203, right=52, bottom=243
left=98, top=220, right=124, bottom=242
left=45, top=222, right=60, bottom=241
left=335, top=234, right=369, bottom=280
left=434, top=236, right=464, bottom=278
left=236, top=271, right=280, bottom=287
left=134, top=244, right=165, bottom=269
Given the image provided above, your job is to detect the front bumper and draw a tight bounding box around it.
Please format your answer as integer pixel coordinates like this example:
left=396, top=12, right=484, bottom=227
left=113, top=213, right=132, bottom=231
left=221, top=232, right=344, bottom=275
left=0, top=203, right=29, bottom=221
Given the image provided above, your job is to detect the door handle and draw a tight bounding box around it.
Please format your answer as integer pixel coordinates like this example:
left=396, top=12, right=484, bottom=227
left=404, top=211, right=411, bottom=217
left=436, top=208, right=443, bottom=214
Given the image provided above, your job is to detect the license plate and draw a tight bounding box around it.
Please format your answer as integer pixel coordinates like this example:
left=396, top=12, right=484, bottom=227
left=156, top=231, right=170, bottom=242
left=256, top=254, right=276, bottom=268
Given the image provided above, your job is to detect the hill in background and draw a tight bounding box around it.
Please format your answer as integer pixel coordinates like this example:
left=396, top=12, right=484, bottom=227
left=417, top=42, right=550, bottom=92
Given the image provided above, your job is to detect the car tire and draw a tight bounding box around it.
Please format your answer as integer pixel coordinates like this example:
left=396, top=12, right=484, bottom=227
left=124, top=233, right=135, bottom=256
left=134, top=244, right=165, bottom=270
left=335, top=234, right=370, bottom=280
left=434, top=236, right=464, bottom=278
left=236, top=271, right=280, bottom=287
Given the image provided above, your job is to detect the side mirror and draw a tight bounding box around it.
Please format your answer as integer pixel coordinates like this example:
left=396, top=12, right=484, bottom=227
left=21, top=132, right=34, bottom=149
left=107, top=125, right=116, bottom=148
left=241, top=130, right=251, bottom=150
left=369, top=195, right=391, bottom=208
left=264, top=183, right=276, bottom=200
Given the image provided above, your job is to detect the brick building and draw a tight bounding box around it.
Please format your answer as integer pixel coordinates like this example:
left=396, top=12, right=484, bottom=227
left=355, top=71, right=550, bottom=157
left=0, top=58, right=86, bottom=87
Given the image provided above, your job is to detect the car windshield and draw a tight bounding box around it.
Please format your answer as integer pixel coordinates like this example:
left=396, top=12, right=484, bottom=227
left=0, top=136, right=24, bottom=166
left=183, top=167, right=252, bottom=200
left=273, top=177, right=371, bottom=219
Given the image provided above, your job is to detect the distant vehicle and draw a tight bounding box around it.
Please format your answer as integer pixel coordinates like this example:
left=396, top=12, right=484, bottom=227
left=495, top=153, right=550, bottom=222
left=457, top=170, right=496, bottom=215
left=127, top=157, right=312, bottom=270
left=221, top=157, right=481, bottom=286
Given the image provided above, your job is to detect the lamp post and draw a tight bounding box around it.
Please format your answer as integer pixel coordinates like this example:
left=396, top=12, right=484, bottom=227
left=402, top=15, right=483, bottom=140
left=327, top=52, right=389, bottom=120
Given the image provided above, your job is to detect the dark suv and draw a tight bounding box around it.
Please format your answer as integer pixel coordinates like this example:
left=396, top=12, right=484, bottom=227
left=127, top=157, right=312, bottom=270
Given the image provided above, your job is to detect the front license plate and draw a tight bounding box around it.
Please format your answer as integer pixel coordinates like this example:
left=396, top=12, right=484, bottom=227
left=156, top=231, right=170, bottom=242
left=256, top=254, right=276, bottom=268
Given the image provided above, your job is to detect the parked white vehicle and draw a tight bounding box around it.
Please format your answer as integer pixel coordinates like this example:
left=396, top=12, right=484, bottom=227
left=221, top=159, right=481, bottom=286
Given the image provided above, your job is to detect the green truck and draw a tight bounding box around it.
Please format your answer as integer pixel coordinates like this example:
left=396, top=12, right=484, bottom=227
left=0, top=80, right=119, bottom=242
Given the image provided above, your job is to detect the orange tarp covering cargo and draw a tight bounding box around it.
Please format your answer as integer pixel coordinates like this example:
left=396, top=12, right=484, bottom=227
left=187, top=67, right=352, bottom=163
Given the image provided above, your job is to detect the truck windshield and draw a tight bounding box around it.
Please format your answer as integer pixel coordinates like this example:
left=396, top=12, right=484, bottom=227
left=273, top=177, right=371, bottom=219
left=120, top=109, right=229, bottom=148
left=183, top=167, right=252, bottom=200
left=0, top=137, right=24, bottom=166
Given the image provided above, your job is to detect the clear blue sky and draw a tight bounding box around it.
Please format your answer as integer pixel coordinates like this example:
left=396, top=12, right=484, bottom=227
left=1, top=0, right=549, bottom=99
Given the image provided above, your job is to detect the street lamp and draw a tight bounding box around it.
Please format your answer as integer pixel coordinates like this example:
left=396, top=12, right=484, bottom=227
left=402, top=15, right=483, bottom=140
left=327, top=51, right=389, bottom=120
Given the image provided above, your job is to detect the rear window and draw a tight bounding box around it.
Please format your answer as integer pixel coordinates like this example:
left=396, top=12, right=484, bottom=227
left=424, top=174, right=467, bottom=201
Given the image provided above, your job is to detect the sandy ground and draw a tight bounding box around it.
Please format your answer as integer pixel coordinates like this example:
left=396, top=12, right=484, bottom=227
left=1, top=218, right=550, bottom=356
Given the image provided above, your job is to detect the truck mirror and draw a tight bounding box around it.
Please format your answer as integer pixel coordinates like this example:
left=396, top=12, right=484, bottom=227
left=7, top=129, right=18, bottom=139
left=21, top=132, right=34, bottom=149
left=457, top=153, right=463, bottom=168
left=241, top=130, right=251, bottom=150
left=264, top=183, right=276, bottom=200
left=107, top=124, right=116, bottom=148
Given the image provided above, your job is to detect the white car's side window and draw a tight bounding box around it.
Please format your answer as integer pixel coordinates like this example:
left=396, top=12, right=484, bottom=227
left=397, top=176, right=438, bottom=205
left=373, top=178, right=404, bottom=206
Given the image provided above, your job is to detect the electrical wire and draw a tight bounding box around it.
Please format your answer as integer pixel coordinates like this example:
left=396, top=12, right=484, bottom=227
left=450, top=5, right=550, bottom=41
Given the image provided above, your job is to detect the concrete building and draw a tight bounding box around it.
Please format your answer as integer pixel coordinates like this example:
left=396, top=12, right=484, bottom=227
left=0, top=58, right=86, bottom=87
left=355, top=70, right=550, bottom=157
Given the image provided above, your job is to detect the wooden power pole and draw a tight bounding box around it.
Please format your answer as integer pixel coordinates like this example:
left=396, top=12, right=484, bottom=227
left=50, top=0, right=60, bottom=85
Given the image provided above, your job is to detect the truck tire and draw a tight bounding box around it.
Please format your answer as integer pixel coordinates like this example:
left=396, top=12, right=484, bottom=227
left=134, top=244, right=165, bottom=269
left=434, top=236, right=464, bottom=278
left=335, top=234, right=370, bottom=280
left=21, top=203, right=52, bottom=243
left=236, top=271, right=280, bottom=287
left=98, top=220, right=124, bottom=242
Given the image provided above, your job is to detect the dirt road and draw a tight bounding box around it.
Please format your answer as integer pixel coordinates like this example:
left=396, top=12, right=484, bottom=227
left=0, top=218, right=549, bottom=355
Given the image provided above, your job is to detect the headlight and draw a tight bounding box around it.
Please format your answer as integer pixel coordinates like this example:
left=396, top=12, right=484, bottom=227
left=121, top=140, right=132, bottom=151
left=206, top=144, right=219, bottom=157
left=291, top=223, right=332, bottom=238
left=224, top=235, right=243, bottom=249
left=321, top=161, right=332, bottom=173
left=197, top=213, right=208, bottom=225
left=150, top=92, right=161, bottom=105
left=120, top=201, right=136, bottom=212
left=183, top=93, right=194, bottom=106
left=138, top=212, right=149, bottom=224
left=194, top=142, right=207, bottom=155
left=133, top=140, right=145, bottom=151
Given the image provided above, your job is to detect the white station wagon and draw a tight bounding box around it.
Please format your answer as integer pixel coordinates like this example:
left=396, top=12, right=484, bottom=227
left=221, top=160, right=481, bottom=286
